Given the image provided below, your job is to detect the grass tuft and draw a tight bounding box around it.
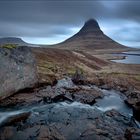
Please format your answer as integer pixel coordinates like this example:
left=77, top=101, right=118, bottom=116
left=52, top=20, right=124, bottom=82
left=0, top=44, right=17, bottom=49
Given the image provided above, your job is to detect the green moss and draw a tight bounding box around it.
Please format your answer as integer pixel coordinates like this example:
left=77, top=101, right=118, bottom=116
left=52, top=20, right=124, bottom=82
left=67, top=67, right=77, bottom=75
left=38, top=61, right=58, bottom=75
left=66, top=66, right=85, bottom=76
left=0, top=44, right=17, bottom=49
left=134, top=75, right=140, bottom=81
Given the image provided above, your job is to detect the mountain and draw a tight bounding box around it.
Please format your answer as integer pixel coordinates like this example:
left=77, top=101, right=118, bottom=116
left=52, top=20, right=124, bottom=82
left=0, top=37, right=28, bottom=45
left=54, top=19, right=128, bottom=50
left=0, top=37, right=41, bottom=47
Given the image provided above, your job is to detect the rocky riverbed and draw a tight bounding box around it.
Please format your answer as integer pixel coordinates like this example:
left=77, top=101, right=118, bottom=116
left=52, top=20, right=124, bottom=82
left=0, top=77, right=140, bottom=140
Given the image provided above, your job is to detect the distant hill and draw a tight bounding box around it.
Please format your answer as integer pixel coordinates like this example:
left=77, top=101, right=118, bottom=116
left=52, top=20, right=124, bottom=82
left=52, top=19, right=128, bottom=50
left=0, top=37, right=27, bottom=45
left=0, top=37, right=41, bottom=47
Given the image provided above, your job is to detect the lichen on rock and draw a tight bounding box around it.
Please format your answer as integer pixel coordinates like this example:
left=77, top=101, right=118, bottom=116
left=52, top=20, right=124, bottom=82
left=0, top=46, right=38, bottom=100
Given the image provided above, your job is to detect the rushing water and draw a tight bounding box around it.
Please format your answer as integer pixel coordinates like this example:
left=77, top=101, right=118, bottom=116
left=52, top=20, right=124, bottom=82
left=0, top=85, right=133, bottom=126
left=112, top=51, right=140, bottom=64
left=95, top=89, right=132, bottom=115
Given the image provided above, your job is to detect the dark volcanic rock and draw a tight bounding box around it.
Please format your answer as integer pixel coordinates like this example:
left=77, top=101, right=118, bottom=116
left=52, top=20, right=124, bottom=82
left=0, top=125, right=65, bottom=140
left=0, top=46, right=38, bottom=100
left=65, top=86, right=103, bottom=105
left=133, top=102, right=140, bottom=122
left=0, top=78, right=102, bottom=107
left=125, top=127, right=140, bottom=140
left=0, top=104, right=134, bottom=140
left=0, top=127, right=16, bottom=140
left=125, top=90, right=140, bottom=107
left=1, top=112, right=31, bottom=127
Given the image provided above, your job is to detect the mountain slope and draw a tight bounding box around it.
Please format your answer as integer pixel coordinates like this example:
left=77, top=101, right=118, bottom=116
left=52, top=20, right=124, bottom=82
left=52, top=19, right=128, bottom=50
left=0, top=37, right=41, bottom=47
left=0, top=37, right=27, bottom=45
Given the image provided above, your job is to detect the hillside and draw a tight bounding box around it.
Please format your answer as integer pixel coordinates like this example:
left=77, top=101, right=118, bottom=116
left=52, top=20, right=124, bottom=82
left=50, top=19, right=128, bottom=51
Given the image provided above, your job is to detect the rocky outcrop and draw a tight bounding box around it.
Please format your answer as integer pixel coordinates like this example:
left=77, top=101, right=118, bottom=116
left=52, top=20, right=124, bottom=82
left=0, top=78, right=102, bottom=107
left=0, top=46, right=38, bottom=100
left=125, top=90, right=140, bottom=106
left=72, top=69, right=87, bottom=85
left=0, top=105, right=135, bottom=140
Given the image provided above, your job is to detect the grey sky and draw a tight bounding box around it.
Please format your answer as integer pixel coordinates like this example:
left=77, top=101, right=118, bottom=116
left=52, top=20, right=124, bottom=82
left=0, top=0, right=140, bottom=47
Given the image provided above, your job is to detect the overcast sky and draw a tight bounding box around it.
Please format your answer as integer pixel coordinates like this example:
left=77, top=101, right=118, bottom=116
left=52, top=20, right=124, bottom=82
left=0, top=0, right=140, bottom=47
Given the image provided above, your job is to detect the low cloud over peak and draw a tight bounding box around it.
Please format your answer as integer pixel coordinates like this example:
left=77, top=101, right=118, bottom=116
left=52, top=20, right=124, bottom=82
left=0, top=0, right=140, bottom=47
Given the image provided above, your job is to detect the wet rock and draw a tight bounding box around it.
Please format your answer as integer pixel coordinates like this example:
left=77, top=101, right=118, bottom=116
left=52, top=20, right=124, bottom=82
left=0, top=46, right=38, bottom=100
left=0, top=103, right=135, bottom=140
left=0, top=126, right=16, bottom=140
left=52, top=94, right=73, bottom=103
left=38, top=78, right=102, bottom=105
left=0, top=125, right=65, bottom=140
left=0, top=103, right=134, bottom=140
left=79, top=126, right=109, bottom=140
left=0, top=78, right=103, bottom=107
left=66, top=86, right=103, bottom=105
left=125, top=90, right=140, bottom=107
left=37, top=125, right=65, bottom=140
left=125, top=127, right=140, bottom=140
left=56, top=77, right=74, bottom=88
left=105, top=109, right=121, bottom=117
left=133, top=102, right=140, bottom=122
left=1, top=112, right=31, bottom=127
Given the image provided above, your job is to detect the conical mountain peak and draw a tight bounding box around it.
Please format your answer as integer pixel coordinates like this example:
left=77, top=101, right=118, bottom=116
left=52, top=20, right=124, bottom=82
left=84, top=19, right=100, bottom=29
left=57, top=19, right=126, bottom=50
left=74, top=19, right=103, bottom=37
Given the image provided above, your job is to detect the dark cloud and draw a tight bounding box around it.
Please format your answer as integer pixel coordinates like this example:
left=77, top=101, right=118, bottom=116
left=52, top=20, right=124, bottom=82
left=117, top=1, right=140, bottom=22
left=0, top=0, right=105, bottom=37
left=0, top=0, right=140, bottom=47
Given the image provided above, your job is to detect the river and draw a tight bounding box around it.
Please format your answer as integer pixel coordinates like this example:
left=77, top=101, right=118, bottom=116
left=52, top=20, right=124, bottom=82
left=0, top=80, right=133, bottom=125
left=111, top=50, right=140, bottom=64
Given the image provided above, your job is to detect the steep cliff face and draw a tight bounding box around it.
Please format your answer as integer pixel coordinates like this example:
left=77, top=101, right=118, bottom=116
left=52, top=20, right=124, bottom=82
left=57, top=19, right=127, bottom=50
left=0, top=46, right=38, bottom=100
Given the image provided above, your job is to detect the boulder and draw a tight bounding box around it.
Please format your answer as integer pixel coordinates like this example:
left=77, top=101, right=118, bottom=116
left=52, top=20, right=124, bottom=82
left=0, top=46, right=38, bottom=100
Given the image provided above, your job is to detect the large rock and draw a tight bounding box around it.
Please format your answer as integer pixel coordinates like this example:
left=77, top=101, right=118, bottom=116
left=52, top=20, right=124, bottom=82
left=0, top=46, right=38, bottom=100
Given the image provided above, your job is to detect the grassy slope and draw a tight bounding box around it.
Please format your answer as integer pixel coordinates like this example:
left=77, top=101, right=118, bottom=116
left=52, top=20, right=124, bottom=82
left=32, top=47, right=140, bottom=90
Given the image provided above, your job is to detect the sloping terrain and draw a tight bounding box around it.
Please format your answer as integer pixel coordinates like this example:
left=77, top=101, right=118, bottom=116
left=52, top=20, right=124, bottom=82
left=0, top=37, right=27, bottom=45
left=32, top=47, right=109, bottom=84
left=50, top=19, right=129, bottom=51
